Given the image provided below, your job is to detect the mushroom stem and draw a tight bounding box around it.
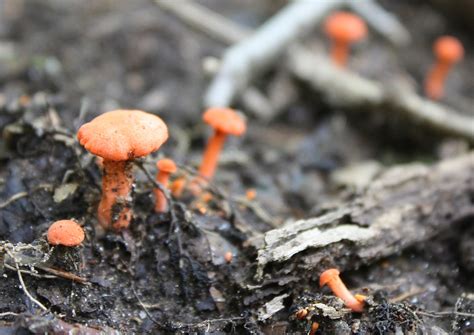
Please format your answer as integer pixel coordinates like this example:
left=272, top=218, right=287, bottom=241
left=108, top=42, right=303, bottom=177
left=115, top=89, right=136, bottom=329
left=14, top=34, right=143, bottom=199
left=331, top=39, right=349, bottom=67
left=322, top=274, right=364, bottom=312
left=98, top=160, right=133, bottom=230
left=199, top=129, right=227, bottom=179
left=154, top=171, right=171, bottom=212
left=424, top=61, right=452, bottom=100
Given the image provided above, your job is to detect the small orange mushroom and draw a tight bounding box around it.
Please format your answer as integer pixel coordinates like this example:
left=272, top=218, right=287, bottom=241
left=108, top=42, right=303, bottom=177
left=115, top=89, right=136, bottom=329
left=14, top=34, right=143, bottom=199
left=170, top=177, right=187, bottom=197
left=47, top=220, right=85, bottom=247
left=295, top=308, right=308, bottom=320
left=309, top=322, right=320, bottom=335
left=319, top=268, right=364, bottom=312
left=224, top=251, right=233, bottom=263
left=78, top=110, right=168, bottom=230
left=424, top=36, right=464, bottom=100
left=324, top=11, right=367, bottom=67
left=154, top=158, right=177, bottom=213
left=198, top=107, right=246, bottom=180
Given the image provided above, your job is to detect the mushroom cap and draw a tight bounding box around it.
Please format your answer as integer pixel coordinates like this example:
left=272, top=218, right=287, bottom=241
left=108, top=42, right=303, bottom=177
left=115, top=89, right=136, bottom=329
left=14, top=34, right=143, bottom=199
left=47, top=220, right=85, bottom=247
left=319, top=268, right=340, bottom=287
left=203, top=107, right=246, bottom=136
left=324, top=12, right=367, bottom=43
left=434, top=36, right=464, bottom=63
left=77, top=110, right=168, bottom=161
left=157, top=158, right=177, bottom=174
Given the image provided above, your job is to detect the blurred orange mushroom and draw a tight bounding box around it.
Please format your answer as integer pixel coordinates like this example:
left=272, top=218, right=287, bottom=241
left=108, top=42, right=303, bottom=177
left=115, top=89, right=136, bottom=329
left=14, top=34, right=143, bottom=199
left=198, top=107, right=246, bottom=181
left=78, top=109, right=168, bottom=230
left=324, top=11, right=367, bottom=67
left=424, top=36, right=464, bottom=100
left=320, top=268, right=365, bottom=312
left=47, top=220, right=85, bottom=247
left=154, top=158, right=177, bottom=213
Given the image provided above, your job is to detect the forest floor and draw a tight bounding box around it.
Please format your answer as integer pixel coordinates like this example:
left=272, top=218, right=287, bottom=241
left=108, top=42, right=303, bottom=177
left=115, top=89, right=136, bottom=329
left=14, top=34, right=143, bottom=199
left=0, top=0, right=473, bottom=333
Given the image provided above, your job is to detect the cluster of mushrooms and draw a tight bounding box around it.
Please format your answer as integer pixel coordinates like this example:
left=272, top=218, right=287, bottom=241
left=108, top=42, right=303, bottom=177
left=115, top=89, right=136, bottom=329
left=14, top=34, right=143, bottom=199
left=325, top=11, right=464, bottom=100
left=43, top=10, right=466, bottom=321
left=46, top=107, right=246, bottom=246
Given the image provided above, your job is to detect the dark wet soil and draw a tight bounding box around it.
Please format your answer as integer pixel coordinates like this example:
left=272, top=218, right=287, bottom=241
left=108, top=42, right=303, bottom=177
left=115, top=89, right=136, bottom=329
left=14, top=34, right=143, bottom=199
left=0, top=0, right=473, bottom=333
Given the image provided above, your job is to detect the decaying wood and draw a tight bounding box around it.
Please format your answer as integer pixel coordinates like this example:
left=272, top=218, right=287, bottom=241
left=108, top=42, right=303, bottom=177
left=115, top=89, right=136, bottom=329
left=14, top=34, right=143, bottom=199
left=288, top=48, right=474, bottom=142
left=255, top=152, right=474, bottom=281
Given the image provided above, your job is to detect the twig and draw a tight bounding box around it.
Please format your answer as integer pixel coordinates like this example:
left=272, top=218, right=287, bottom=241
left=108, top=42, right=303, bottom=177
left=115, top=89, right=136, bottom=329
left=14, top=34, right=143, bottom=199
left=0, top=312, right=19, bottom=318
left=416, top=310, right=474, bottom=318
left=11, top=257, right=48, bottom=312
left=0, top=184, right=54, bottom=209
left=389, top=287, right=427, bottom=303
left=169, top=317, right=246, bottom=331
left=154, top=0, right=251, bottom=44
left=135, top=160, right=175, bottom=217
left=4, top=263, right=56, bottom=279
left=204, top=0, right=345, bottom=107
left=288, top=47, right=474, bottom=142
left=132, top=286, right=163, bottom=328
left=4, top=256, right=89, bottom=285
left=0, top=191, right=28, bottom=208
left=35, top=265, right=90, bottom=285
left=347, top=0, right=410, bottom=46
left=232, top=196, right=277, bottom=228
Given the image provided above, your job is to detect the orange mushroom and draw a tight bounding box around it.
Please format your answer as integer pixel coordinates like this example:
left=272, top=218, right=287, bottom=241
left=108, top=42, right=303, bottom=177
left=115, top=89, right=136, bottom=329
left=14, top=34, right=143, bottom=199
left=78, top=109, right=168, bottom=230
left=47, top=220, right=85, bottom=247
left=224, top=251, right=233, bottom=263
left=424, top=36, right=464, bottom=100
left=324, top=11, right=367, bottom=67
left=170, top=177, right=187, bottom=197
left=198, top=107, right=246, bottom=181
left=154, top=158, right=177, bottom=213
left=319, top=268, right=364, bottom=312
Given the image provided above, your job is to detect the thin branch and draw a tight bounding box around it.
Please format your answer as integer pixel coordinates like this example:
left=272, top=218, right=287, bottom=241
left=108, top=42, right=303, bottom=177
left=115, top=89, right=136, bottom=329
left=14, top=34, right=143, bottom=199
left=204, top=0, right=345, bottom=107
left=13, top=260, right=48, bottom=312
left=0, top=312, right=19, bottom=318
left=288, top=47, right=474, bottom=142
left=347, top=0, right=410, bottom=46
left=35, top=265, right=90, bottom=285
left=416, top=310, right=474, bottom=318
left=154, top=0, right=251, bottom=44
left=0, top=184, right=54, bottom=209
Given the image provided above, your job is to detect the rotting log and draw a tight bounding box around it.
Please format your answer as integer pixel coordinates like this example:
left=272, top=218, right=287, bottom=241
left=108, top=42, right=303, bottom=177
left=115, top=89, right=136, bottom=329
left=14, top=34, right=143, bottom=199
left=254, top=152, right=474, bottom=281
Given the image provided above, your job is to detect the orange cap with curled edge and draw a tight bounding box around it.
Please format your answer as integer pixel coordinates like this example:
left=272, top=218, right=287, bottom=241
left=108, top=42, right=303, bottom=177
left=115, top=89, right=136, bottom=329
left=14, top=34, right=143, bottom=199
left=78, top=109, right=168, bottom=161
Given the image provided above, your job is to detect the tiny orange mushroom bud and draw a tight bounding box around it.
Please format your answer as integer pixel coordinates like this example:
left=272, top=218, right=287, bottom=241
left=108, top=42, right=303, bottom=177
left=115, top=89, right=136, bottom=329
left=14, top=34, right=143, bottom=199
left=198, top=108, right=246, bottom=181
left=324, top=11, right=367, bottom=67
left=154, top=158, right=177, bottom=213
left=424, top=36, right=464, bottom=100
left=47, top=220, right=85, bottom=247
left=170, top=177, right=187, bottom=197
left=224, top=251, right=233, bottom=263
left=78, top=109, right=168, bottom=230
left=309, top=322, right=320, bottom=335
left=245, top=188, right=257, bottom=201
left=354, top=294, right=367, bottom=303
left=319, top=268, right=365, bottom=312
left=295, top=308, right=308, bottom=320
